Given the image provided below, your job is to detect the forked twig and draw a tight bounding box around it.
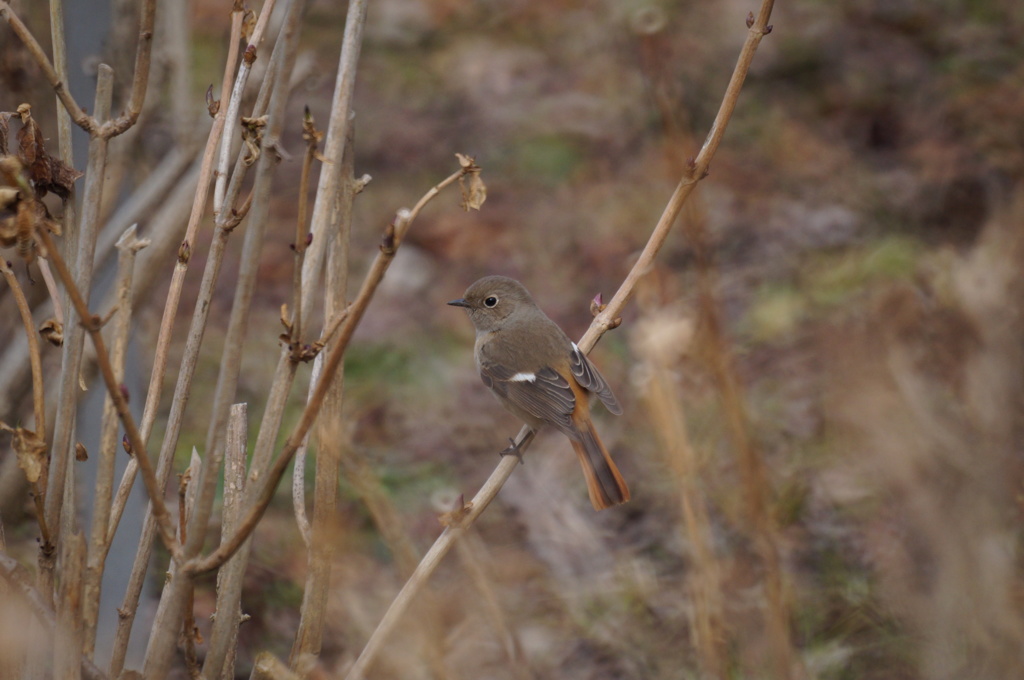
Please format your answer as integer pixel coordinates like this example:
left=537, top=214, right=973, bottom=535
left=343, top=4, right=777, bottom=677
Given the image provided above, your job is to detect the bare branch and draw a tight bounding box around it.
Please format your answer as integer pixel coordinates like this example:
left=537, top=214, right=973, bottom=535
left=202, top=404, right=251, bottom=680
left=101, top=0, right=158, bottom=138
left=344, top=3, right=778, bottom=676
left=44, top=64, right=114, bottom=554
left=290, top=122, right=356, bottom=669
left=36, top=226, right=180, bottom=559
left=81, top=225, right=148, bottom=657
left=191, top=162, right=471, bottom=575
left=0, top=260, right=50, bottom=546
left=48, top=0, right=78, bottom=264
left=213, top=0, right=279, bottom=216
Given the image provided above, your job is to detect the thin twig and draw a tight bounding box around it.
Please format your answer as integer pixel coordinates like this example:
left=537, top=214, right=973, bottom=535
left=298, top=0, right=370, bottom=328
left=100, top=0, right=157, bottom=138
left=0, top=261, right=46, bottom=456
left=139, top=7, right=301, bottom=676
left=202, top=403, right=250, bottom=680
left=0, top=260, right=50, bottom=546
left=344, top=4, right=777, bottom=676
left=213, top=0, right=278, bottom=216
left=200, top=0, right=305, bottom=523
left=454, top=529, right=534, bottom=680
left=289, top=121, right=356, bottom=670
left=44, top=64, right=114, bottom=560
left=109, top=19, right=286, bottom=672
left=287, top=107, right=323, bottom=352
left=132, top=11, right=241, bottom=464
left=48, top=0, right=78, bottom=266
left=191, top=163, right=470, bottom=575
left=36, top=227, right=180, bottom=559
left=81, top=225, right=148, bottom=658
left=35, top=258, right=63, bottom=326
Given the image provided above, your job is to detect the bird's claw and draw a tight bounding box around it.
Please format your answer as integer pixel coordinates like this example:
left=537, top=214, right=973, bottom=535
left=499, top=437, right=524, bottom=465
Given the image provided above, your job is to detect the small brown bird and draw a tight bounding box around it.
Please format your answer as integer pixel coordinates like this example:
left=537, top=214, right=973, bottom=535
left=448, top=275, right=630, bottom=510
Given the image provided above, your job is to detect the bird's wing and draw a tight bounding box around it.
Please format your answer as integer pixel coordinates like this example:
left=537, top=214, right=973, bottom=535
left=568, top=343, right=622, bottom=415
left=479, top=360, right=579, bottom=439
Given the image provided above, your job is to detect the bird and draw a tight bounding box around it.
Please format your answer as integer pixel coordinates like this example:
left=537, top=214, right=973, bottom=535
left=448, top=275, right=629, bottom=510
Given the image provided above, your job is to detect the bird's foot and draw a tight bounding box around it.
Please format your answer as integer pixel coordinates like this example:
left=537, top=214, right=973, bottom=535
left=499, top=437, right=525, bottom=465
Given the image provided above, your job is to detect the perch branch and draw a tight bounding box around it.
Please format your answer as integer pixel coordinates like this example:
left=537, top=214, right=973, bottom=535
left=344, top=3, right=777, bottom=677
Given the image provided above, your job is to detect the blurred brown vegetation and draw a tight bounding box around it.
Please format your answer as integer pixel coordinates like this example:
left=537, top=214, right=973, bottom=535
left=2, top=0, right=1024, bottom=678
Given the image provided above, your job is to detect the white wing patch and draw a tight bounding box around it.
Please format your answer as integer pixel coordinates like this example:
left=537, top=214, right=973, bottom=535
left=510, top=372, right=536, bottom=382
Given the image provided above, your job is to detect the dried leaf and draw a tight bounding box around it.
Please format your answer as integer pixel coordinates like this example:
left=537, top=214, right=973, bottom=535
left=2, top=424, right=47, bottom=484
left=241, top=9, right=257, bottom=42
left=458, top=170, right=487, bottom=212
left=17, top=104, right=50, bottom=189
left=44, top=156, right=84, bottom=201
left=240, top=115, right=268, bottom=167
left=205, top=84, right=220, bottom=118
left=38, top=318, right=64, bottom=347
left=7, top=104, right=82, bottom=200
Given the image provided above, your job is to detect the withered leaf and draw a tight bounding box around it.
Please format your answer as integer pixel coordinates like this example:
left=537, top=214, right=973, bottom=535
left=456, top=153, right=486, bottom=211
left=241, top=9, right=257, bottom=42
left=38, top=318, right=64, bottom=347
left=240, top=115, right=268, bottom=167
left=9, top=104, right=83, bottom=200
left=1, top=424, right=47, bottom=484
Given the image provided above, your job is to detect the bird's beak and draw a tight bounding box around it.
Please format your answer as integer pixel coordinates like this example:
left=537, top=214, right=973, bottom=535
left=447, top=298, right=470, bottom=308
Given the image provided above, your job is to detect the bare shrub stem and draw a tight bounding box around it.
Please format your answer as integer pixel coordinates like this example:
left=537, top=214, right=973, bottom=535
left=44, top=64, right=115, bottom=558
left=191, top=163, right=470, bottom=576
left=81, top=225, right=148, bottom=658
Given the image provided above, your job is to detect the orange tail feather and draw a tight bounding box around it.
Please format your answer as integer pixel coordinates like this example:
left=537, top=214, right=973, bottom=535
left=570, top=422, right=630, bottom=511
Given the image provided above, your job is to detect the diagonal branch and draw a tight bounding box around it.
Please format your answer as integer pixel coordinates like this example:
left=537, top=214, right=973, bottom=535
left=343, top=4, right=777, bottom=677
left=37, top=228, right=180, bottom=561
left=190, top=162, right=475, bottom=575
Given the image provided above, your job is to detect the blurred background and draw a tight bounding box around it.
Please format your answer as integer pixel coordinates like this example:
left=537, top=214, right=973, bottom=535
left=2, top=0, right=1023, bottom=678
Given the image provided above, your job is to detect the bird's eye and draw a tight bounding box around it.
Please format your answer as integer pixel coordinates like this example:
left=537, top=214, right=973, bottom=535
left=484, top=296, right=498, bottom=308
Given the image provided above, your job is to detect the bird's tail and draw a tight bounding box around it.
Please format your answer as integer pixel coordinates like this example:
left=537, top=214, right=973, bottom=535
left=570, top=421, right=630, bottom=511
